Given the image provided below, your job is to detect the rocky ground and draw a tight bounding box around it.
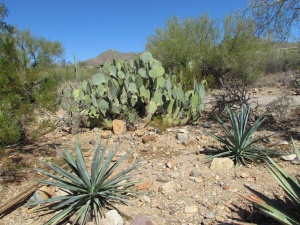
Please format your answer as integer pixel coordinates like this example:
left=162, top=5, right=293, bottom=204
left=0, top=86, right=300, bottom=225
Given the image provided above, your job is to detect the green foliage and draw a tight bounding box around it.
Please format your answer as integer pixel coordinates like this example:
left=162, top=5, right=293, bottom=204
left=27, top=138, right=140, bottom=224
left=263, top=44, right=300, bottom=74
left=241, top=138, right=300, bottom=225
left=0, top=112, right=22, bottom=147
left=205, top=105, right=281, bottom=166
left=0, top=3, right=65, bottom=147
left=146, top=13, right=270, bottom=86
left=60, top=52, right=207, bottom=129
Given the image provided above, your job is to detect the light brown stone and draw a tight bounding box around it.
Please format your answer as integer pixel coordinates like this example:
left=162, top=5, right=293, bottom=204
left=39, top=186, right=55, bottom=197
left=142, top=134, right=156, bottom=143
left=166, top=160, right=177, bottom=168
left=137, top=180, right=153, bottom=190
left=210, top=157, right=234, bottom=170
left=101, top=130, right=112, bottom=139
left=134, top=129, right=145, bottom=137
left=112, top=119, right=127, bottom=135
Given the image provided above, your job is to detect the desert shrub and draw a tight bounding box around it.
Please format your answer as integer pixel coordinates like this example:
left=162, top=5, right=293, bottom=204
left=211, top=77, right=258, bottom=116
left=0, top=4, right=64, bottom=147
left=146, top=13, right=268, bottom=87
left=266, top=95, right=298, bottom=122
left=256, top=71, right=295, bottom=88
left=291, top=74, right=300, bottom=95
left=264, top=46, right=300, bottom=74
left=28, top=119, right=56, bottom=141
left=0, top=112, right=22, bottom=147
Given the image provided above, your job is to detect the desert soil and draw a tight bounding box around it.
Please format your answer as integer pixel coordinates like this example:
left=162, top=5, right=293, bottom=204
left=0, top=86, right=299, bottom=225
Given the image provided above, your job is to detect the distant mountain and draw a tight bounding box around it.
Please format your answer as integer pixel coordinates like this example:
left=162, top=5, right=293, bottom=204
left=82, top=49, right=139, bottom=67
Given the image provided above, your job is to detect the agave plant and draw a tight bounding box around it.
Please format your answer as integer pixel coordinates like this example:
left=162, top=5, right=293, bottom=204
left=27, top=138, right=140, bottom=225
left=205, top=104, right=281, bottom=166
left=241, top=138, right=300, bottom=225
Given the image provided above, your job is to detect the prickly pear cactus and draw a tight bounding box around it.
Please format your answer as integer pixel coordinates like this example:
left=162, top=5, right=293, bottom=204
left=60, top=51, right=207, bottom=130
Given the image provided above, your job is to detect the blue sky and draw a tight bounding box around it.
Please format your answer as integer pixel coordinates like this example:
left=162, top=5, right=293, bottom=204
left=3, top=1, right=248, bottom=62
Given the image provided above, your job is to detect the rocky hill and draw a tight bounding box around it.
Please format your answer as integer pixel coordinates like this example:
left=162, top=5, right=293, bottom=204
left=82, top=49, right=138, bottom=67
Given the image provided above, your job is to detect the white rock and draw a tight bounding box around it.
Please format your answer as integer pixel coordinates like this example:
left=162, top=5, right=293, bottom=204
left=210, top=158, right=234, bottom=170
left=159, top=181, right=176, bottom=194
left=281, top=154, right=297, bottom=161
left=184, top=205, right=198, bottom=213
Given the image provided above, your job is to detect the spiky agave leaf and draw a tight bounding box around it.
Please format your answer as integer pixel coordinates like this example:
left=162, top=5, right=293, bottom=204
left=27, top=137, right=141, bottom=225
left=241, top=140, right=300, bottom=225
left=205, top=104, right=281, bottom=166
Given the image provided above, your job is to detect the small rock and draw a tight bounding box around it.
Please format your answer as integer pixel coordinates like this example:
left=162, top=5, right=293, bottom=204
left=101, top=130, right=112, bottom=139
left=131, top=214, right=153, bottom=225
left=98, top=210, right=124, bottom=225
left=142, top=195, right=151, bottom=204
left=89, top=139, right=96, bottom=145
left=111, top=156, right=119, bottom=162
left=62, top=126, right=71, bottom=133
left=127, top=123, right=137, bottom=131
left=291, top=158, right=300, bottom=164
left=268, top=139, right=289, bottom=147
left=203, top=121, right=212, bottom=128
left=134, top=130, right=145, bottom=137
left=137, top=180, right=153, bottom=190
left=215, top=215, right=225, bottom=222
left=281, top=154, right=297, bottom=161
left=156, top=202, right=166, bottom=210
left=112, top=119, right=127, bottom=135
left=142, top=135, right=156, bottom=143
left=210, top=158, right=234, bottom=170
left=176, top=133, right=189, bottom=144
left=38, top=186, right=55, bottom=197
left=184, top=205, right=198, bottom=213
left=156, top=176, right=170, bottom=183
left=92, top=127, right=99, bottom=132
left=159, top=181, right=176, bottom=194
left=241, top=172, right=249, bottom=178
left=205, top=211, right=216, bottom=219
left=189, top=169, right=201, bottom=177
left=194, top=177, right=203, bottom=183
left=28, top=190, right=49, bottom=203
left=178, top=129, right=188, bottom=133
left=222, top=185, right=230, bottom=190
left=166, top=160, right=177, bottom=169
left=201, top=135, right=209, bottom=140
left=170, top=172, right=179, bottom=179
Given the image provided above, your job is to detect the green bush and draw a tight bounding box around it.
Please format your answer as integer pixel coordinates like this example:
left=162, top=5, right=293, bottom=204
left=0, top=112, right=22, bottom=147
left=146, top=13, right=268, bottom=87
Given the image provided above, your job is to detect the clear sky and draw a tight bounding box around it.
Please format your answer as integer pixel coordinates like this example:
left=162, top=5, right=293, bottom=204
left=3, top=0, right=248, bottom=63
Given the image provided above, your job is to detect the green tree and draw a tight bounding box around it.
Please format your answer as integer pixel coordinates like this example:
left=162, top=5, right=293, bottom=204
left=14, top=29, right=64, bottom=109
left=0, top=3, right=65, bottom=147
left=146, top=13, right=268, bottom=88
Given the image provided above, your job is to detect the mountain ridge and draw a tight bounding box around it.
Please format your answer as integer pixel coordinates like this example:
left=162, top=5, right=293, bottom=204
left=82, top=49, right=139, bottom=67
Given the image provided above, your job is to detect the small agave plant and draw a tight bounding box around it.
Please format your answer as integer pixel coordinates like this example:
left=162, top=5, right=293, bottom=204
left=205, top=104, right=281, bottom=166
left=241, top=138, right=300, bottom=225
left=27, top=138, right=140, bottom=225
